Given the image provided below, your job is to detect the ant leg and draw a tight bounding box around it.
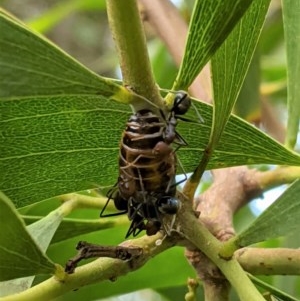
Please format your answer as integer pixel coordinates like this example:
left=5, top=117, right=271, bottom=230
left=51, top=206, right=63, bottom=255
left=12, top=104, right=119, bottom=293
left=125, top=220, right=139, bottom=238
left=165, top=173, right=176, bottom=194
left=159, top=200, right=178, bottom=236
left=100, top=186, right=127, bottom=217
left=191, top=101, right=204, bottom=123
left=125, top=205, right=145, bottom=238
left=172, top=131, right=188, bottom=152
left=100, top=185, right=115, bottom=217
left=175, top=131, right=188, bottom=146
left=100, top=199, right=127, bottom=217
left=163, top=153, right=185, bottom=194
left=175, top=102, right=204, bottom=124
left=175, top=156, right=188, bottom=184
left=168, top=214, right=177, bottom=234
left=132, top=226, right=144, bottom=237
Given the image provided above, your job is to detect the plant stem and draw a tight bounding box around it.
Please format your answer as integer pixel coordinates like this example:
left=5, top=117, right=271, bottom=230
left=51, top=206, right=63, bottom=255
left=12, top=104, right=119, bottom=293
left=59, top=193, right=108, bottom=214
left=0, top=258, right=129, bottom=301
left=177, top=194, right=265, bottom=301
left=236, top=247, right=300, bottom=275
left=258, top=166, right=300, bottom=190
left=190, top=233, right=264, bottom=301
left=0, top=234, right=173, bottom=301
left=106, top=0, right=162, bottom=108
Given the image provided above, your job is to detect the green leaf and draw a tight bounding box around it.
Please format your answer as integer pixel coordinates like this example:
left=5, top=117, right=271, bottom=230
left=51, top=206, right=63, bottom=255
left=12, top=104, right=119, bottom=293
left=2, top=96, right=300, bottom=207
left=179, top=100, right=300, bottom=170
left=27, top=210, right=64, bottom=251
left=0, top=276, right=34, bottom=297
left=248, top=274, right=300, bottom=301
left=0, top=209, right=63, bottom=296
left=0, top=9, right=132, bottom=104
left=233, top=179, right=300, bottom=247
left=18, top=194, right=128, bottom=243
left=210, top=0, right=270, bottom=147
left=0, top=95, right=129, bottom=207
left=282, top=0, right=300, bottom=149
left=174, top=0, right=254, bottom=90
left=0, top=192, right=56, bottom=281
left=23, top=215, right=129, bottom=244
left=18, top=197, right=62, bottom=215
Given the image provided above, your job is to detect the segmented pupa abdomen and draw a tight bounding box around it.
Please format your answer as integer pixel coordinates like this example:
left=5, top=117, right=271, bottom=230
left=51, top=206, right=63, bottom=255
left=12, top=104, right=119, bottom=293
left=118, top=109, right=176, bottom=201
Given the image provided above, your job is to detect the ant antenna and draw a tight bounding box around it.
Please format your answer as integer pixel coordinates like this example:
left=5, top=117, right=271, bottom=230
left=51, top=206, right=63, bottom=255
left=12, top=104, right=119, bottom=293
left=191, top=101, right=204, bottom=124
left=125, top=86, right=164, bottom=112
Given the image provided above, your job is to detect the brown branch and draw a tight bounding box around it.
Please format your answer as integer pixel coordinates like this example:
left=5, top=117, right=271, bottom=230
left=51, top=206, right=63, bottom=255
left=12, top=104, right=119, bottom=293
left=195, top=167, right=262, bottom=241
left=195, top=166, right=300, bottom=241
left=185, top=248, right=230, bottom=301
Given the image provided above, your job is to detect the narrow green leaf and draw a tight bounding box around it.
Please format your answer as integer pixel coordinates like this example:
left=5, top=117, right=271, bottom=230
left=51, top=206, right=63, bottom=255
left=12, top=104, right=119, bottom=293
left=282, top=0, right=300, bottom=149
left=0, top=192, right=56, bottom=281
left=27, top=210, right=64, bottom=251
left=248, top=274, right=300, bottom=301
left=18, top=197, right=62, bottom=216
left=211, top=0, right=270, bottom=146
left=22, top=215, right=129, bottom=244
left=174, top=0, right=253, bottom=90
left=179, top=100, right=300, bottom=171
left=17, top=193, right=126, bottom=243
left=233, top=179, right=300, bottom=247
left=0, top=276, right=34, bottom=297
left=0, top=10, right=132, bottom=104
left=2, top=96, right=300, bottom=207
left=0, top=210, right=63, bottom=296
